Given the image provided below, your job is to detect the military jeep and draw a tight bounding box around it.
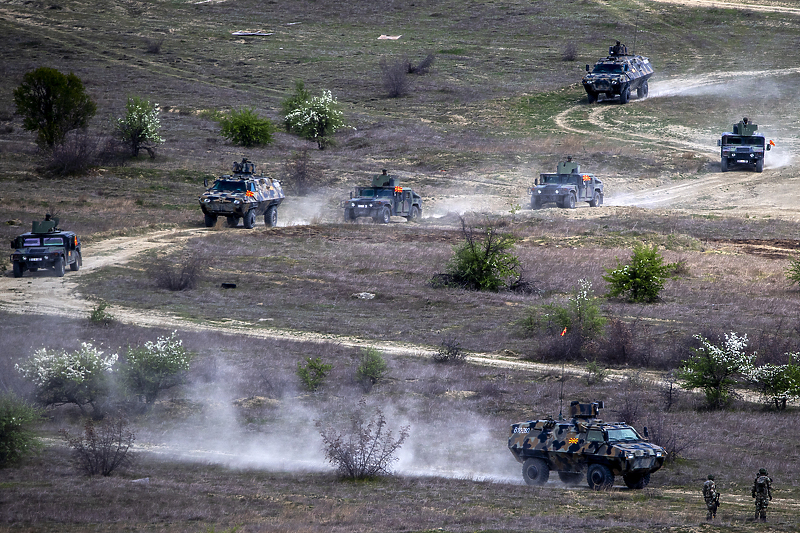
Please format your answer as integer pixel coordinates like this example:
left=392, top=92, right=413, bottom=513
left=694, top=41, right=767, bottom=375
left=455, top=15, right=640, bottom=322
left=344, top=171, right=422, bottom=223
left=531, top=160, right=603, bottom=209
left=582, top=44, right=653, bottom=104
left=10, top=217, right=82, bottom=278
left=718, top=118, right=773, bottom=173
left=199, top=159, right=285, bottom=228
left=508, top=401, right=666, bottom=490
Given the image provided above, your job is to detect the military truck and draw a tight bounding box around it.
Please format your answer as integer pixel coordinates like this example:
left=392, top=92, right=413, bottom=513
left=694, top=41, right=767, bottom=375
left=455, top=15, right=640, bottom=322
left=582, top=44, right=653, bottom=104
left=531, top=160, right=604, bottom=209
left=199, top=159, right=284, bottom=228
left=10, top=216, right=82, bottom=278
left=718, top=118, right=772, bottom=173
left=508, top=401, right=666, bottom=490
left=344, top=171, right=422, bottom=224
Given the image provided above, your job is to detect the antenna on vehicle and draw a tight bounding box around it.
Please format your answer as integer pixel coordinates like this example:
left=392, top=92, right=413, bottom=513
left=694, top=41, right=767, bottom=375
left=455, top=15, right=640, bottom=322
left=632, top=12, right=640, bottom=55
left=558, top=360, right=565, bottom=420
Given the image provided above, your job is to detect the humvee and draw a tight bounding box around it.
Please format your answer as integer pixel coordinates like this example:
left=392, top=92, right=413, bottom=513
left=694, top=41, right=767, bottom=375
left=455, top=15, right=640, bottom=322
left=718, top=118, right=772, bottom=173
left=10, top=217, right=82, bottom=278
left=344, top=171, right=422, bottom=223
left=582, top=44, right=653, bottom=104
left=508, top=401, right=666, bottom=490
left=531, top=160, right=604, bottom=209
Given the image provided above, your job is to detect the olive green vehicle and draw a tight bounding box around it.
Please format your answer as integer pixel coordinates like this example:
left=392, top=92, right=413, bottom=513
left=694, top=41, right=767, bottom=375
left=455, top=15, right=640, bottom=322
left=199, top=159, right=284, bottom=229
left=9, top=217, right=82, bottom=278
left=718, top=118, right=773, bottom=173
left=530, top=159, right=604, bottom=209
left=344, top=171, right=422, bottom=223
left=508, top=401, right=666, bottom=490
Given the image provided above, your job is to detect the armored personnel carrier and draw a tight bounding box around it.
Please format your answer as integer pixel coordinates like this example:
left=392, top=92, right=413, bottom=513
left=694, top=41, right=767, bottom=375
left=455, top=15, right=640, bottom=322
left=718, top=117, right=773, bottom=172
left=531, top=159, right=603, bottom=209
left=344, top=170, right=422, bottom=223
left=582, top=43, right=653, bottom=104
left=508, top=401, right=666, bottom=490
left=10, top=216, right=82, bottom=278
left=199, top=159, right=284, bottom=228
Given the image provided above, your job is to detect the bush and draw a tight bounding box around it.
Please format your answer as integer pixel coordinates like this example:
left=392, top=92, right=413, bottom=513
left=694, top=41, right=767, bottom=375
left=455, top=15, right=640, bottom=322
left=150, top=253, right=205, bottom=291
left=562, top=42, right=578, bottom=61
left=356, top=348, right=388, bottom=390
left=284, top=89, right=346, bottom=149
left=61, top=417, right=134, bottom=476
left=281, top=81, right=311, bottom=131
left=380, top=57, right=410, bottom=98
left=0, top=393, right=42, bottom=467
left=115, top=96, right=164, bottom=158
left=318, top=399, right=409, bottom=480
left=219, top=107, right=275, bottom=147
left=745, top=354, right=800, bottom=411
left=45, top=129, right=101, bottom=175
left=89, top=300, right=114, bottom=326
left=122, top=331, right=193, bottom=405
left=603, top=244, right=671, bottom=303
left=297, top=357, right=332, bottom=392
left=786, top=257, right=800, bottom=287
left=283, top=148, right=324, bottom=195
left=16, top=343, right=117, bottom=416
left=409, top=53, right=435, bottom=74
left=13, top=67, right=97, bottom=148
left=433, top=335, right=466, bottom=364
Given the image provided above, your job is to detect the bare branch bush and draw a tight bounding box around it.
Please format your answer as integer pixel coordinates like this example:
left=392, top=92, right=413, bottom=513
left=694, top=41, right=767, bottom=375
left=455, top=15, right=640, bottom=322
left=380, top=57, right=410, bottom=98
left=45, top=129, right=101, bottom=176
left=433, top=335, right=466, bottom=364
left=61, top=417, right=135, bottom=476
left=561, top=42, right=577, bottom=61
left=146, top=37, right=164, bottom=54
left=283, top=148, right=324, bottom=195
left=408, top=53, right=435, bottom=74
left=150, top=253, right=206, bottom=291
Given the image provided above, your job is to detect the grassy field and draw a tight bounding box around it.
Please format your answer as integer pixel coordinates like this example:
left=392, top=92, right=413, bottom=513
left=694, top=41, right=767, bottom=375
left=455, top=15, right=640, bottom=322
left=2, top=0, right=800, bottom=531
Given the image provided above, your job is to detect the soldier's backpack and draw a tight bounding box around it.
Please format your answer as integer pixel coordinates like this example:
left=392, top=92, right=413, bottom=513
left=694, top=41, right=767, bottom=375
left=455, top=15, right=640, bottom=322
left=755, top=475, right=769, bottom=494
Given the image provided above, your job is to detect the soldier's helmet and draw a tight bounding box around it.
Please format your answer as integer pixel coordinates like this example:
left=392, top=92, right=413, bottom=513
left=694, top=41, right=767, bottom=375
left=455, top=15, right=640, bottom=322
left=708, top=474, right=714, bottom=480
left=759, top=468, right=767, bottom=475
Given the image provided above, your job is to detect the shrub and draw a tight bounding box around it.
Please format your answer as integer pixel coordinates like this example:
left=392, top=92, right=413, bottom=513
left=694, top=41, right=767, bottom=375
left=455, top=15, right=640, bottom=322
left=786, top=257, right=800, bottom=287
left=0, top=393, right=42, bottom=467
left=281, top=81, right=311, bottom=131
left=297, top=357, right=332, bottom=392
left=13, top=67, right=97, bottom=148
left=115, top=96, right=164, bottom=158
left=603, top=244, right=671, bottom=303
left=61, top=417, right=134, bottom=476
left=284, top=89, right=346, bottom=149
left=433, top=335, right=466, bottom=364
left=283, top=148, right=324, bottom=195
left=380, top=57, right=410, bottom=98
left=150, top=253, right=205, bottom=291
left=122, top=332, right=193, bottom=405
left=16, top=343, right=117, bottom=416
left=318, top=399, right=409, bottom=480
left=45, top=129, right=101, bottom=175
left=89, top=300, right=114, bottom=326
left=585, top=359, right=607, bottom=385
left=409, top=53, right=435, bottom=74
left=562, top=42, right=578, bottom=61
left=355, top=348, right=388, bottom=390
left=219, top=107, right=275, bottom=147
left=745, top=354, right=800, bottom=411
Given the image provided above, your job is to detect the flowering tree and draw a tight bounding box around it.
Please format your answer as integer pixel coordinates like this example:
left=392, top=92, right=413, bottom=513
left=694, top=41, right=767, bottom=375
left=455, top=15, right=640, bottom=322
left=121, top=331, right=193, bottom=405
left=745, top=355, right=800, bottom=411
left=284, top=90, right=346, bottom=149
left=16, top=343, right=117, bottom=416
left=115, top=96, right=164, bottom=158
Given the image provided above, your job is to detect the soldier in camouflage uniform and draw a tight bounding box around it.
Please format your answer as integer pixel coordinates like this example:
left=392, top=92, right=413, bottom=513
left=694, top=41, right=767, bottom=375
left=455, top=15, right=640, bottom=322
left=702, top=474, right=719, bottom=520
left=751, top=468, right=772, bottom=522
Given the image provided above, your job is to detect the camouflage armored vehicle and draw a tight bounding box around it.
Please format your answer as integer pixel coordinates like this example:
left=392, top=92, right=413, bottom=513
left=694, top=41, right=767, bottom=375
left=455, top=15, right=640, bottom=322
left=344, top=170, right=422, bottom=224
left=199, top=159, right=284, bottom=228
left=531, top=159, right=603, bottom=209
left=582, top=43, right=653, bottom=104
left=9, top=216, right=82, bottom=278
left=718, top=117, right=773, bottom=173
left=508, top=401, right=666, bottom=490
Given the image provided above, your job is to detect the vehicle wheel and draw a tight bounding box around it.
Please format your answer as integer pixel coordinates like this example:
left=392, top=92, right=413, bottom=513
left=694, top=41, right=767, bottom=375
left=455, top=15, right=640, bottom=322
left=70, top=251, right=81, bottom=271
left=265, top=205, right=278, bottom=227
left=598, top=192, right=604, bottom=206
left=531, top=196, right=541, bottom=210
left=522, top=458, right=550, bottom=486
left=226, top=216, right=240, bottom=228
left=637, top=81, right=649, bottom=99
left=619, top=86, right=630, bottom=104
left=756, top=158, right=764, bottom=173
left=344, top=208, right=355, bottom=222
left=204, top=213, right=217, bottom=227
left=623, top=472, right=651, bottom=489
left=406, top=205, right=420, bottom=222
left=558, top=471, right=583, bottom=485
left=587, top=464, right=614, bottom=490
left=720, top=157, right=728, bottom=172
left=12, top=261, right=23, bottom=278
left=377, top=207, right=391, bottom=224
left=566, top=193, right=576, bottom=209
left=587, top=90, right=597, bottom=104
left=589, top=192, right=599, bottom=207
left=242, top=210, right=256, bottom=229
left=54, top=257, right=65, bottom=278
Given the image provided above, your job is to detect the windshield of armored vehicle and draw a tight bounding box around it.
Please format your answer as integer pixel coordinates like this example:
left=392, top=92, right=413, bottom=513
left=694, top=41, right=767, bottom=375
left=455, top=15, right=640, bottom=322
left=607, top=428, right=640, bottom=442
left=592, top=63, right=623, bottom=74
left=540, top=174, right=561, bottom=184
left=43, top=237, right=65, bottom=246
left=22, top=237, right=41, bottom=247
left=722, top=136, right=764, bottom=147
left=212, top=180, right=247, bottom=192
left=377, top=189, right=394, bottom=197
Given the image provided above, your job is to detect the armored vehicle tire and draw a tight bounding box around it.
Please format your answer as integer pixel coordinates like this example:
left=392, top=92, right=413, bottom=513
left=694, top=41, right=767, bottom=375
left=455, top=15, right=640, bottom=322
left=522, top=458, right=550, bottom=486
left=558, top=471, right=583, bottom=485
left=54, top=258, right=65, bottom=278
left=243, top=210, right=256, bottom=229
left=70, top=252, right=81, bottom=272
left=531, top=197, right=541, bottom=210
left=623, top=472, right=651, bottom=489
left=589, top=193, right=600, bottom=207
left=204, top=213, right=217, bottom=227
left=587, top=91, right=597, bottom=104
left=587, top=464, right=614, bottom=490
left=756, top=159, right=764, bottom=173
left=406, top=206, right=420, bottom=222
left=720, top=158, right=728, bottom=172
left=637, top=81, right=649, bottom=99
left=619, top=86, right=630, bottom=104
left=376, top=207, right=391, bottom=224
left=226, top=216, right=240, bottom=228
left=12, top=261, right=23, bottom=278
left=565, top=193, right=576, bottom=209
left=265, top=205, right=278, bottom=227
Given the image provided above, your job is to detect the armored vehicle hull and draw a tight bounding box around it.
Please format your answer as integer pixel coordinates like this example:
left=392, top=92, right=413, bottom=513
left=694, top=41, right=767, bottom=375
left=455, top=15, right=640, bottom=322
left=10, top=218, right=82, bottom=278
left=718, top=118, right=772, bottom=173
left=509, top=401, right=665, bottom=490
left=344, top=173, right=422, bottom=223
left=200, top=159, right=284, bottom=228
left=582, top=47, right=653, bottom=104
left=531, top=160, right=603, bottom=209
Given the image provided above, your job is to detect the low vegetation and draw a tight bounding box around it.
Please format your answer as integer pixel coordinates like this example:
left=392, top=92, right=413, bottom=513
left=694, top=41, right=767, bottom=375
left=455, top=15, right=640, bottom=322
left=219, top=107, right=275, bottom=147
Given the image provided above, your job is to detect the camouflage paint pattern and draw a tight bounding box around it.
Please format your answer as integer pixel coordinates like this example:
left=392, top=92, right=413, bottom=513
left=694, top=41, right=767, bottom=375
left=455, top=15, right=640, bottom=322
left=581, top=49, right=653, bottom=104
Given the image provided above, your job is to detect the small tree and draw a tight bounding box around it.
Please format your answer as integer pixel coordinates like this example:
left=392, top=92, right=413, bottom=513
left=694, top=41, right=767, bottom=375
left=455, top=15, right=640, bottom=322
left=745, top=355, right=800, bottom=411
left=355, top=348, right=388, bottom=390
left=13, top=67, right=97, bottom=148
left=284, top=89, right=346, bottom=149
left=61, top=417, right=134, bottom=476
left=283, top=148, right=323, bottom=195
left=115, top=96, right=164, bottom=158
left=281, top=81, right=311, bottom=131
left=0, top=393, right=42, bottom=467
left=318, top=399, right=409, bottom=480
left=380, top=57, right=410, bottom=98
left=16, top=343, right=117, bottom=416
left=603, top=244, right=671, bottom=303
left=121, top=332, right=193, bottom=405
left=786, top=257, right=800, bottom=287
left=219, top=107, right=275, bottom=147
left=676, top=333, right=755, bottom=409
left=297, top=357, right=332, bottom=392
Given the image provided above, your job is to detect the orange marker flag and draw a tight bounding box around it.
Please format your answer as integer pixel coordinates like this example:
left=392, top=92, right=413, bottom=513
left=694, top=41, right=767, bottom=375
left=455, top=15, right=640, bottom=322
left=561, top=327, right=567, bottom=337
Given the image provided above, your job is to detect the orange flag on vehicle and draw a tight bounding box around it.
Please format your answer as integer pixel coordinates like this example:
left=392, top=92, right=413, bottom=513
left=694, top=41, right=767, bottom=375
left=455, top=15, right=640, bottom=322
left=561, top=327, right=567, bottom=337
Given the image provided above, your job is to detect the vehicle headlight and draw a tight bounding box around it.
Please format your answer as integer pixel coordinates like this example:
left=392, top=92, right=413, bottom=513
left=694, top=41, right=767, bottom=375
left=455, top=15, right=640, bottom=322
left=203, top=198, right=211, bottom=203
left=234, top=200, right=241, bottom=204
left=656, top=451, right=664, bottom=457
left=626, top=452, right=635, bottom=459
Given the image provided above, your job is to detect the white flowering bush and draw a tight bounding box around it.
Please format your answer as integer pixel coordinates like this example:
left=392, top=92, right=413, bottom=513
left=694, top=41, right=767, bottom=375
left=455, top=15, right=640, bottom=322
left=122, top=331, right=193, bottom=405
left=16, top=343, right=117, bottom=416
left=0, top=393, right=42, bottom=467
left=284, top=89, right=346, bottom=149
left=745, top=354, right=800, bottom=410
left=115, top=96, right=164, bottom=158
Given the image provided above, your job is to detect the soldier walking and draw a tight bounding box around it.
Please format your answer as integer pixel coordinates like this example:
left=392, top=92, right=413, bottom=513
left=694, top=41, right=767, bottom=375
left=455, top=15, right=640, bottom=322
left=702, top=474, right=719, bottom=520
left=751, top=467, right=772, bottom=522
